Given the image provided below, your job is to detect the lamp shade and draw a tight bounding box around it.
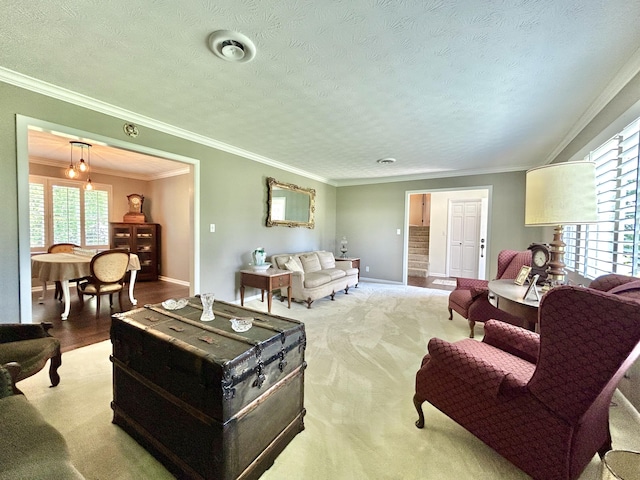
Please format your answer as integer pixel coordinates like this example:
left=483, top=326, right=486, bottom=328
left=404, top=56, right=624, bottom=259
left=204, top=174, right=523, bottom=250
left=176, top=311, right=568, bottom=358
left=525, top=161, right=598, bottom=226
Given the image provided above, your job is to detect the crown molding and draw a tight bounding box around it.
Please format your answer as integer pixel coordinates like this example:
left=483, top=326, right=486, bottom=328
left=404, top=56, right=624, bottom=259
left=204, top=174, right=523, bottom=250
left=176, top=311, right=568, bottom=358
left=333, top=164, right=531, bottom=187
left=0, top=67, right=334, bottom=186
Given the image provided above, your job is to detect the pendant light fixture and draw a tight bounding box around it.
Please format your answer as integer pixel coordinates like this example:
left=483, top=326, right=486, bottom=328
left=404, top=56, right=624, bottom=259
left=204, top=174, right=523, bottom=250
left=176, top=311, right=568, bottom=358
left=66, top=141, right=93, bottom=190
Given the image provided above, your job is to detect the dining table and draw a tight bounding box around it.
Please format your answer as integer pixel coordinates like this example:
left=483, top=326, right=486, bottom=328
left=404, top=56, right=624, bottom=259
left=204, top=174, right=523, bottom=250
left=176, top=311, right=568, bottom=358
left=31, top=252, right=141, bottom=320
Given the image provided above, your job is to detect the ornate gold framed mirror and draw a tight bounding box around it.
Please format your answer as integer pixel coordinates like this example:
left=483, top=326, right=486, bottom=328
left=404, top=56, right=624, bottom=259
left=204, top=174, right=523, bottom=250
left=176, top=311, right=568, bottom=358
left=266, top=177, right=315, bottom=228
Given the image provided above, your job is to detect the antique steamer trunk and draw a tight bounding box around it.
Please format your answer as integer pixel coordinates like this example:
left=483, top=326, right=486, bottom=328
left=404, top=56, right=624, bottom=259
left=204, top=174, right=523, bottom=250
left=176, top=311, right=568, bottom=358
left=110, top=298, right=306, bottom=480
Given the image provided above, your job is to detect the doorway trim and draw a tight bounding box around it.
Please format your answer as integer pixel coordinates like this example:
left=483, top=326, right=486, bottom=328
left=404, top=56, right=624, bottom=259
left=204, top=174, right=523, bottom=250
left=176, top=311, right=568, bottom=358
left=16, top=115, right=200, bottom=323
left=403, top=186, right=492, bottom=284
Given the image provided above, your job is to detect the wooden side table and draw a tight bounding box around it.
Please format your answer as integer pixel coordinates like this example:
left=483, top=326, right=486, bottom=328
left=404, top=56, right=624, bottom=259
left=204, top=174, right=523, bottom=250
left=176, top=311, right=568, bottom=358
left=337, top=256, right=360, bottom=285
left=240, top=268, right=292, bottom=313
left=488, top=279, right=541, bottom=331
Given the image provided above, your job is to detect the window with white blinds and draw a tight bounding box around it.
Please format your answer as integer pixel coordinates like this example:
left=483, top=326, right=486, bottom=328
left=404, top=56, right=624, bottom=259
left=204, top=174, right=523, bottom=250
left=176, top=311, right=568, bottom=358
left=564, top=117, right=640, bottom=278
left=29, top=175, right=112, bottom=252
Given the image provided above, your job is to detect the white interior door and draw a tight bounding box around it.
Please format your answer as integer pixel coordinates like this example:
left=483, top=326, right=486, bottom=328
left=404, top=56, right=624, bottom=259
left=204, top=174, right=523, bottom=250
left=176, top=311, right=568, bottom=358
left=448, top=200, right=481, bottom=278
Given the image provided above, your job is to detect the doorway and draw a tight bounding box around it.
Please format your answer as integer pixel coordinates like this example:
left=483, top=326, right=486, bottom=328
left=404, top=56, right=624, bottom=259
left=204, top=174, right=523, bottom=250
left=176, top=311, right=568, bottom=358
left=16, top=115, right=200, bottom=323
left=404, top=187, right=490, bottom=286
left=448, top=199, right=482, bottom=278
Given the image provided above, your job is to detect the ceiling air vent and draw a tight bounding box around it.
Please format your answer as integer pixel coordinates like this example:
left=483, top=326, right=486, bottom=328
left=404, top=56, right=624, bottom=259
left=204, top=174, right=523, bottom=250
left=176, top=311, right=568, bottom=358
left=377, top=158, right=397, bottom=165
left=208, top=30, right=256, bottom=63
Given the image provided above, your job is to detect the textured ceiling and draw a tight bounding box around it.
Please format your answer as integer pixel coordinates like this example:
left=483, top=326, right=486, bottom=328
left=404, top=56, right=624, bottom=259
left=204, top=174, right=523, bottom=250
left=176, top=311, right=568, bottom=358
left=3, top=0, right=640, bottom=185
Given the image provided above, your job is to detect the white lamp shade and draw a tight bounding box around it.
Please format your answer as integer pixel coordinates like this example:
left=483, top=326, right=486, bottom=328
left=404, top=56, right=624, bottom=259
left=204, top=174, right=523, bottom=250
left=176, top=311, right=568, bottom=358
left=525, top=161, right=598, bottom=226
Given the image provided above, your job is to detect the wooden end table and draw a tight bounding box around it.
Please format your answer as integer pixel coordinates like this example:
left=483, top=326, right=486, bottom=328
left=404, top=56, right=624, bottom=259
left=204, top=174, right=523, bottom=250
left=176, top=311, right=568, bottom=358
left=488, top=278, right=541, bottom=331
left=337, top=256, right=360, bottom=285
left=240, top=268, right=292, bottom=313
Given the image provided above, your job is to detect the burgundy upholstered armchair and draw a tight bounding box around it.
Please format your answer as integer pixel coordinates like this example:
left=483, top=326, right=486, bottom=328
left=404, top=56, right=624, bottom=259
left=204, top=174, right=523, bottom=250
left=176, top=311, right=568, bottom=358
left=415, top=284, right=640, bottom=480
left=589, top=273, right=640, bottom=298
left=448, top=249, right=532, bottom=337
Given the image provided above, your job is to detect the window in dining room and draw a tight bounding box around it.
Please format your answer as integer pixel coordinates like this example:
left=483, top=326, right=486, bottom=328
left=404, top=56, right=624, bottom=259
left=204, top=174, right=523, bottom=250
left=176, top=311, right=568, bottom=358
left=29, top=175, right=111, bottom=252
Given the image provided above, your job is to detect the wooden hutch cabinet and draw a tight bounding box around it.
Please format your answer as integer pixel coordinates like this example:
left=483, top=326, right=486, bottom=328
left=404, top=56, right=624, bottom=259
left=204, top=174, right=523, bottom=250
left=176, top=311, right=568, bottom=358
left=110, top=223, right=160, bottom=281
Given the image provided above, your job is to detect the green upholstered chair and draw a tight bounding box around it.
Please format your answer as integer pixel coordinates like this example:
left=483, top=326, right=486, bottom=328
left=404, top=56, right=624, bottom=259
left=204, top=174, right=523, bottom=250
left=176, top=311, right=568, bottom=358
left=0, top=323, right=61, bottom=390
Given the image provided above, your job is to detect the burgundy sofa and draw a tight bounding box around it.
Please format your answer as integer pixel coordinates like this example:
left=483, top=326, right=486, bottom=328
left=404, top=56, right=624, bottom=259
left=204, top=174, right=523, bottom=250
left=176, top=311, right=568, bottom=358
left=416, top=282, right=640, bottom=480
left=448, top=249, right=532, bottom=337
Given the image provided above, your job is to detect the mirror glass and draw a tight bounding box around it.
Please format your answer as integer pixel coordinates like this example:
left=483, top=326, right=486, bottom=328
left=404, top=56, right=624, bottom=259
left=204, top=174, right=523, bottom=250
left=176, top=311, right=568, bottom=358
left=267, top=177, right=315, bottom=228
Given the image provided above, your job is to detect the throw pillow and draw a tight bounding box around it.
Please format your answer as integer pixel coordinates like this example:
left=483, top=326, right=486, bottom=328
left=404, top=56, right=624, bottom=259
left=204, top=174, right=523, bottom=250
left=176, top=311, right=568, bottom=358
left=316, top=251, right=336, bottom=269
left=284, top=256, right=304, bottom=273
left=299, top=253, right=322, bottom=273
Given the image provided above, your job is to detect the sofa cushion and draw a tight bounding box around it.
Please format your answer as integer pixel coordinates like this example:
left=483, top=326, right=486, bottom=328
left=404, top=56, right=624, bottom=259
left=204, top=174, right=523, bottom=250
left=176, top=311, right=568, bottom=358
left=316, top=251, right=336, bottom=269
left=304, top=271, right=333, bottom=288
left=321, top=268, right=347, bottom=281
left=299, top=253, right=322, bottom=273
left=273, top=256, right=287, bottom=269
left=284, top=256, right=304, bottom=272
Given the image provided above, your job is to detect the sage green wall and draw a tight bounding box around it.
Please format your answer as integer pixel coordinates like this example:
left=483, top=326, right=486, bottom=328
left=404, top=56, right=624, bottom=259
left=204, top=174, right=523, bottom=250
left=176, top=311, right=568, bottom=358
left=0, top=81, right=336, bottom=322
left=148, top=173, right=191, bottom=283
left=336, top=171, right=543, bottom=283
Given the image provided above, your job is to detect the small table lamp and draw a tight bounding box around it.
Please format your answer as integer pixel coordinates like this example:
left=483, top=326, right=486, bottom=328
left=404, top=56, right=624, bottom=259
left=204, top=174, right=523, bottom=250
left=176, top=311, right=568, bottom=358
left=525, top=161, right=598, bottom=285
left=340, top=236, right=348, bottom=258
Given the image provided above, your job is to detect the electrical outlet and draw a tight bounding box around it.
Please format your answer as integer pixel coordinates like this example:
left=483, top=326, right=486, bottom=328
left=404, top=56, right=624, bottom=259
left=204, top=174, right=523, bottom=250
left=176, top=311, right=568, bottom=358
left=365, top=266, right=370, bottom=272
left=210, top=224, right=215, bottom=233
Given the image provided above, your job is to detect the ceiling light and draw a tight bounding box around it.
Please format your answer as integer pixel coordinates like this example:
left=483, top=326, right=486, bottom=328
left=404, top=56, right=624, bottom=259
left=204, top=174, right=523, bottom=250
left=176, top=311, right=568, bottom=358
left=123, top=123, right=139, bottom=138
left=377, top=158, right=396, bottom=164
left=208, top=30, right=256, bottom=63
left=66, top=141, right=93, bottom=190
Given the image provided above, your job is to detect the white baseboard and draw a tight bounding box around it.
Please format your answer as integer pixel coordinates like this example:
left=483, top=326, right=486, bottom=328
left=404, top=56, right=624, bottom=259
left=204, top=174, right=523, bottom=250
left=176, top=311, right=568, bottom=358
left=158, top=276, right=190, bottom=286
left=358, top=277, right=403, bottom=285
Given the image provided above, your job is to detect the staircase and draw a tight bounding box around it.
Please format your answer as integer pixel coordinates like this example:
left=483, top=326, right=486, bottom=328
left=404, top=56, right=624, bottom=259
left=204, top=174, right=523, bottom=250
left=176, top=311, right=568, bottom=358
left=408, top=226, right=429, bottom=277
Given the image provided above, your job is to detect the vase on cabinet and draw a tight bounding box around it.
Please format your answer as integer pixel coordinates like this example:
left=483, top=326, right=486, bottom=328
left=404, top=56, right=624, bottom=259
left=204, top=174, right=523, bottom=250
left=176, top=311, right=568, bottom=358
left=252, top=248, right=266, bottom=266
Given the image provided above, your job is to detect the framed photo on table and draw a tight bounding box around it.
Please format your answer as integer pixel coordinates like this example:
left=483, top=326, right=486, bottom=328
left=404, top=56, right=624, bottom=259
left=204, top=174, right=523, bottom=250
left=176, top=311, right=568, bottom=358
left=524, top=274, right=541, bottom=301
left=514, top=265, right=532, bottom=286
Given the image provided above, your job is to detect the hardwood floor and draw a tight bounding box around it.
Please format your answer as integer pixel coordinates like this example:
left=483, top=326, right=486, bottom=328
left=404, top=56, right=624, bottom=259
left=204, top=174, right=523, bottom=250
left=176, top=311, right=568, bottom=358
left=31, top=280, right=190, bottom=353
left=407, top=275, right=456, bottom=291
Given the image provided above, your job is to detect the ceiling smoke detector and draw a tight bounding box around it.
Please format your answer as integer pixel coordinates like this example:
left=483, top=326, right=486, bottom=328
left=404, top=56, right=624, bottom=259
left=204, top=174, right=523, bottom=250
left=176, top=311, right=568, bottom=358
left=208, top=30, right=256, bottom=63
left=377, top=157, right=397, bottom=165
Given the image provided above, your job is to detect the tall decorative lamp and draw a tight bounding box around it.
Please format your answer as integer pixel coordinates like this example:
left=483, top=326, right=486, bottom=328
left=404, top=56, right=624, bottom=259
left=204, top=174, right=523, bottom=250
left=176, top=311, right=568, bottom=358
left=525, top=161, right=598, bottom=285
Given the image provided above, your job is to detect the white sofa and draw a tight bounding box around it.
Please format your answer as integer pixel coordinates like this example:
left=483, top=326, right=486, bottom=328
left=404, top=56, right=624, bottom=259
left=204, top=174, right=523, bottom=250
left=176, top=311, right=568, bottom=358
left=270, top=251, right=359, bottom=308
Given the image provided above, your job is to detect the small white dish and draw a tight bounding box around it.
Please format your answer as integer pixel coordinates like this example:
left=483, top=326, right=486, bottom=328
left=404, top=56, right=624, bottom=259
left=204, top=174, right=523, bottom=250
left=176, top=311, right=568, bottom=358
left=162, top=298, right=188, bottom=310
left=230, top=317, right=253, bottom=332
left=251, top=262, right=271, bottom=272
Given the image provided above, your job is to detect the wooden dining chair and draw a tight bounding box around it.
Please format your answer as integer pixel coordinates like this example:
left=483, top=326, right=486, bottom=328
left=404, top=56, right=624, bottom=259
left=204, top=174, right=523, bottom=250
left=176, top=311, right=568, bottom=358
left=47, top=243, right=81, bottom=300
left=77, top=249, right=130, bottom=318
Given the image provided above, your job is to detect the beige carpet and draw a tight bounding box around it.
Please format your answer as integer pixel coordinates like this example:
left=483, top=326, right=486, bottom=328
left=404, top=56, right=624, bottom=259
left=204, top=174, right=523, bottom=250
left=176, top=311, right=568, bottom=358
left=18, top=282, right=640, bottom=479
